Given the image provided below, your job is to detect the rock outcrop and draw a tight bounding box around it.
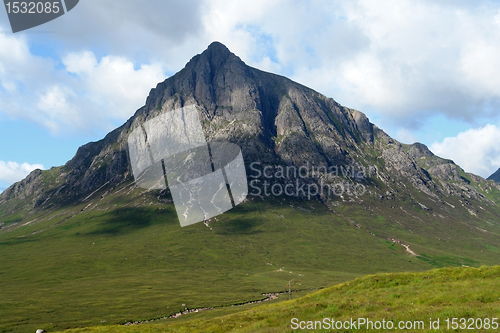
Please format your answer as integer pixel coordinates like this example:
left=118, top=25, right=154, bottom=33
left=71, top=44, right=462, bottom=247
left=1, top=42, right=499, bottom=217
left=487, top=168, right=500, bottom=184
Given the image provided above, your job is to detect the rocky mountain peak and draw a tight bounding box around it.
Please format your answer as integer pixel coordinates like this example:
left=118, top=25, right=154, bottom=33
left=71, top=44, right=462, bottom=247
left=198, top=41, right=235, bottom=67
left=408, top=142, right=434, bottom=159
left=487, top=168, right=500, bottom=184
left=1, top=42, right=500, bottom=217
left=181, top=41, right=242, bottom=77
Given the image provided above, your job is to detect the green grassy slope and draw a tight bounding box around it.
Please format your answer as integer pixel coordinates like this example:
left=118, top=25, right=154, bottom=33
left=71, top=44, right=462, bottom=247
left=58, top=265, right=500, bottom=333
left=1, top=180, right=499, bottom=332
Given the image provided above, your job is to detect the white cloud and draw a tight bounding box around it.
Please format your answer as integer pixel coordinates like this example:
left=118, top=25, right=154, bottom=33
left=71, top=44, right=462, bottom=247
left=204, top=0, right=500, bottom=127
left=200, top=0, right=283, bottom=62
left=0, top=161, right=45, bottom=188
left=430, top=124, right=500, bottom=178
left=293, top=0, right=500, bottom=124
left=35, top=85, right=79, bottom=133
left=0, top=31, right=166, bottom=134
left=16, top=0, right=207, bottom=72
left=395, top=128, right=419, bottom=145
left=2, top=0, right=500, bottom=144
left=62, top=51, right=167, bottom=120
left=459, top=38, right=500, bottom=100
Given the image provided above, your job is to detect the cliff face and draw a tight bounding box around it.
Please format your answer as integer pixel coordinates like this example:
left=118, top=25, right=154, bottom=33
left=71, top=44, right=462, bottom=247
left=1, top=42, right=499, bottom=219
left=488, top=168, right=500, bottom=184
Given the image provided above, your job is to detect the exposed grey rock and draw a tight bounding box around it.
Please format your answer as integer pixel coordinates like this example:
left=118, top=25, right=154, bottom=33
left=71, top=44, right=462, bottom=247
left=1, top=41, right=498, bottom=216
left=408, top=142, right=434, bottom=159
left=487, top=168, right=500, bottom=184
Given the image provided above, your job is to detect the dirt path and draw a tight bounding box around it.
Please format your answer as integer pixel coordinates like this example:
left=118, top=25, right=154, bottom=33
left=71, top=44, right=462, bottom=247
left=387, top=238, right=418, bottom=256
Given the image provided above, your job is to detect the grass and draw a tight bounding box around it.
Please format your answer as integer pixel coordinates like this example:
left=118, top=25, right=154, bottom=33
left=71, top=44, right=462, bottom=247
left=0, top=192, right=427, bottom=332
left=1, top=179, right=500, bottom=332
left=56, top=265, right=500, bottom=332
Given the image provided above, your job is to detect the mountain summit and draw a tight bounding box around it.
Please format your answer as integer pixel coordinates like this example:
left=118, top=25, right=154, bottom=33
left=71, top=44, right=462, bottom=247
left=1, top=41, right=499, bottom=227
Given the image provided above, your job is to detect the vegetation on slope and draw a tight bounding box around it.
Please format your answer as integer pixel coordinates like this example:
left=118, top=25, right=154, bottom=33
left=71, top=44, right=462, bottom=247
left=1, top=176, right=500, bottom=332
left=58, top=265, right=500, bottom=333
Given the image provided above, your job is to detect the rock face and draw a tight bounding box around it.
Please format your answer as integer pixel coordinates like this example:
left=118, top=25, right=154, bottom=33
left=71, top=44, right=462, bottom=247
left=488, top=168, right=500, bottom=184
left=1, top=42, right=499, bottom=216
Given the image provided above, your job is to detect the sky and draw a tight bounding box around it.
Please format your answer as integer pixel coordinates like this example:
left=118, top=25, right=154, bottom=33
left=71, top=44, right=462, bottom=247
left=1, top=0, right=500, bottom=192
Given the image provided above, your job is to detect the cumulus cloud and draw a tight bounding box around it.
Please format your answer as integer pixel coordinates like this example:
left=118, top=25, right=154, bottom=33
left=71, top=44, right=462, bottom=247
left=281, top=0, right=500, bottom=127
left=1, top=0, right=206, bottom=71
left=0, top=31, right=166, bottom=134
left=430, top=124, right=500, bottom=178
left=2, top=0, right=500, bottom=156
left=394, top=129, right=419, bottom=145
left=199, top=0, right=500, bottom=128
left=0, top=161, right=45, bottom=189
left=61, top=51, right=166, bottom=120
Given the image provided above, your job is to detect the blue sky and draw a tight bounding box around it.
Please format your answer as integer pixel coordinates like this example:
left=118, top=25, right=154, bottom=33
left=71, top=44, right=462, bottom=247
left=2, top=0, right=500, bottom=192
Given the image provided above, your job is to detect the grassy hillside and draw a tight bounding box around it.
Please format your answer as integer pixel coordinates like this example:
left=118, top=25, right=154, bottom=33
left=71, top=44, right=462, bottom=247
left=2, top=41, right=500, bottom=333
left=57, top=265, right=500, bottom=332
left=1, top=180, right=499, bottom=332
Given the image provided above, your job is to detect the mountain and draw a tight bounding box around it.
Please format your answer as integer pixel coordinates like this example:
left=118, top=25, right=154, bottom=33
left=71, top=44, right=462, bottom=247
left=1, top=42, right=500, bottom=332
left=488, top=168, right=500, bottom=184
left=2, top=41, right=499, bottom=218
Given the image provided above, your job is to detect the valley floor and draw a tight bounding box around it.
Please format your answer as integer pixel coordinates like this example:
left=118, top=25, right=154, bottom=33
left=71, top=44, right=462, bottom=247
left=1, top=189, right=499, bottom=332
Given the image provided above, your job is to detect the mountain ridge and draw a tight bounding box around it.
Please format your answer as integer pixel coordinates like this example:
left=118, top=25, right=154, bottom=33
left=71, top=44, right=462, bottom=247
left=1, top=41, right=499, bottom=225
left=488, top=168, right=500, bottom=184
